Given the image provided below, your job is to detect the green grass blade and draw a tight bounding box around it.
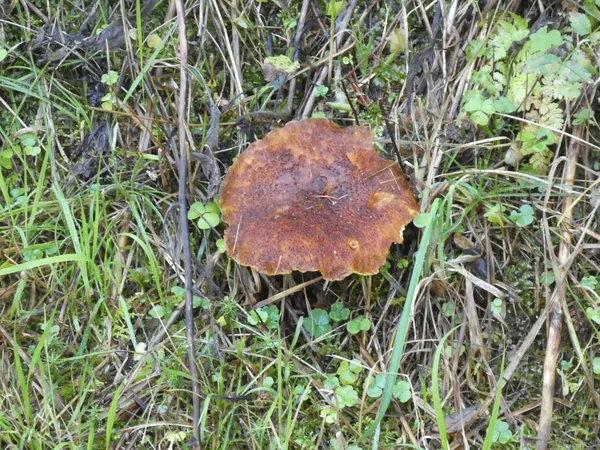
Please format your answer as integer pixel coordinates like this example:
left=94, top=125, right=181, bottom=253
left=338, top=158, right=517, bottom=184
left=121, top=24, right=176, bottom=105
left=118, top=296, right=137, bottom=348
left=0, top=253, right=90, bottom=276
left=12, top=338, right=31, bottom=424
left=105, top=381, right=125, bottom=450
left=431, top=326, right=462, bottom=449
left=360, top=198, right=440, bottom=442
left=51, top=183, right=90, bottom=290
left=482, top=353, right=506, bottom=450
left=27, top=310, right=56, bottom=379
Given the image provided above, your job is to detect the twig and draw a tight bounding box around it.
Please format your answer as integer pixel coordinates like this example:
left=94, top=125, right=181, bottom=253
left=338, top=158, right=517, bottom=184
left=536, top=125, right=582, bottom=450
left=175, top=0, right=202, bottom=447
left=299, top=0, right=359, bottom=119
left=291, top=0, right=311, bottom=61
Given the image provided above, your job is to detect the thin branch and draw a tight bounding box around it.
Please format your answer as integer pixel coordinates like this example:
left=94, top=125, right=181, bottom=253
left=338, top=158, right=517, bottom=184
left=175, top=0, right=202, bottom=447
left=536, top=124, right=582, bottom=450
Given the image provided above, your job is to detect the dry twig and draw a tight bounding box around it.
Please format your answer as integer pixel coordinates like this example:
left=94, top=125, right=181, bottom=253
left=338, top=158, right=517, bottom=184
left=175, top=0, right=202, bottom=447
left=536, top=125, right=582, bottom=449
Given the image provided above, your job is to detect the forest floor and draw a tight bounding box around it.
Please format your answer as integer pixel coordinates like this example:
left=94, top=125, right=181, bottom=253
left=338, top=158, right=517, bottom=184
left=1, top=0, right=600, bottom=449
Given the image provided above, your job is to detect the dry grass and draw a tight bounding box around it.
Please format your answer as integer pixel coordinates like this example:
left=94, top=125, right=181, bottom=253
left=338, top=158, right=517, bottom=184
left=0, top=0, right=599, bottom=449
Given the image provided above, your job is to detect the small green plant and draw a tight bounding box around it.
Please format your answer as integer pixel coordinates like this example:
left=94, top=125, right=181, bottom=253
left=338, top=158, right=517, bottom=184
left=397, top=258, right=409, bottom=269
left=593, top=357, right=600, bottom=376
left=330, top=302, right=350, bottom=322
left=572, top=108, right=592, bottom=125
left=365, top=375, right=411, bottom=403
left=378, top=260, right=391, bottom=274
left=216, top=238, right=226, bottom=253
left=0, top=132, right=42, bottom=170
left=337, top=359, right=362, bottom=385
left=149, top=286, right=210, bottom=319
left=326, top=0, right=346, bottom=18
left=460, top=12, right=596, bottom=172
left=491, top=298, right=503, bottom=316
left=484, top=204, right=506, bottom=226
left=393, top=380, right=412, bottom=403
left=580, top=275, right=598, bottom=290
left=324, top=375, right=340, bottom=390
left=248, top=305, right=280, bottom=330
left=441, top=302, right=455, bottom=318
left=100, top=70, right=119, bottom=110
left=321, top=359, right=362, bottom=425
left=188, top=201, right=221, bottom=230
left=101, top=70, right=119, bottom=86
left=21, top=248, right=43, bottom=262
left=444, top=342, right=466, bottom=358
left=491, top=420, right=513, bottom=444
left=320, top=406, right=337, bottom=424
left=509, top=204, right=534, bottom=227
left=462, top=90, right=497, bottom=127
left=560, top=360, right=573, bottom=372
left=315, top=85, right=329, bottom=98
left=0, top=148, right=13, bottom=169
left=146, top=33, right=163, bottom=49
left=586, top=307, right=600, bottom=325
left=18, top=132, right=42, bottom=156
left=347, top=316, right=371, bottom=335
left=262, top=376, right=274, bottom=389
left=334, top=385, right=358, bottom=408
left=541, top=271, right=555, bottom=286
left=303, top=308, right=332, bottom=338
left=366, top=374, right=387, bottom=398
left=282, top=16, right=297, bottom=30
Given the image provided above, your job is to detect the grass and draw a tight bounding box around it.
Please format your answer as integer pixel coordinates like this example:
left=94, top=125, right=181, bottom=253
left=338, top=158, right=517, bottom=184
left=1, top=0, right=600, bottom=449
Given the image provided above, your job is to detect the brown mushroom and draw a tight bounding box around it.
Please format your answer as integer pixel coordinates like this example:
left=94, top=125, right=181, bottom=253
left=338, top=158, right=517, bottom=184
left=219, top=119, right=420, bottom=281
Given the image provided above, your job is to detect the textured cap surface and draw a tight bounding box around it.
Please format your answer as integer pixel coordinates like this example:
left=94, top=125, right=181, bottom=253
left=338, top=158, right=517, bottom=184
left=219, top=119, right=420, bottom=281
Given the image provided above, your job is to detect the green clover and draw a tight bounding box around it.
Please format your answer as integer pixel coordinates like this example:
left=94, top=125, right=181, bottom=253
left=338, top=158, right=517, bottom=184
left=188, top=201, right=221, bottom=230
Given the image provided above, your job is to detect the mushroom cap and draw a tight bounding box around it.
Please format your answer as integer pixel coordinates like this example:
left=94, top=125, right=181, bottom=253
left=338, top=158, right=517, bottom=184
left=219, top=119, right=420, bottom=281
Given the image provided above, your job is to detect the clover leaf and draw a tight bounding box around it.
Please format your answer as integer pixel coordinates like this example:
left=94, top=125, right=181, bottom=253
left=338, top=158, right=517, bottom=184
left=529, top=27, right=563, bottom=53
left=484, top=204, right=506, bottom=226
left=337, top=360, right=362, bottom=385
left=463, top=90, right=495, bottom=126
left=101, top=70, right=119, bottom=86
left=509, top=204, right=534, bottom=227
left=366, top=374, right=386, bottom=398
left=586, top=307, right=600, bottom=325
left=334, top=385, right=358, bottom=408
left=491, top=420, right=513, bottom=444
left=330, top=302, right=350, bottom=322
left=347, top=316, right=371, bottom=335
left=441, top=302, right=455, bottom=318
left=188, top=201, right=221, bottom=230
left=0, top=149, right=13, bottom=169
left=303, top=309, right=332, bottom=338
left=169, top=286, right=210, bottom=309
left=320, top=406, right=337, bottom=424
left=593, top=357, right=600, bottom=375
left=393, top=380, right=412, bottom=403
left=149, top=304, right=169, bottom=319
left=541, top=271, right=555, bottom=286
left=491, top=298, right=503, bottom=316
left=315, top=85, right=329, bottom=97
left=248, top=309, right=269, bottom=326
left=216, top=238, right=226, bottom=253
left=324, top=376, right=340, bottom=390
left=580, top=275, right=598, bottom=290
